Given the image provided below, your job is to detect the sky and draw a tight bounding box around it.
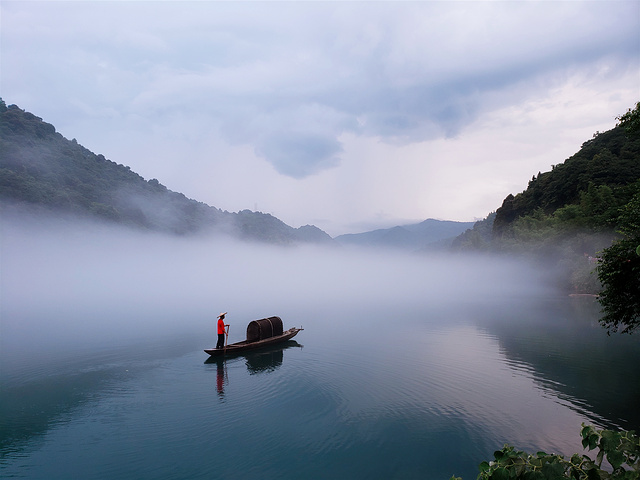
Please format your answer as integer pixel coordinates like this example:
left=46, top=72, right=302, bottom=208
left=1, top=1, right=639, bottom=236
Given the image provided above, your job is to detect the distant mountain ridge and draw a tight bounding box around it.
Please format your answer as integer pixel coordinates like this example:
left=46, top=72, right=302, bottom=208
left=9, top=97, right=633, bottom=259
left=335, top=218, right=475, bottom=250
left=0, top=99, right=332, bottom=245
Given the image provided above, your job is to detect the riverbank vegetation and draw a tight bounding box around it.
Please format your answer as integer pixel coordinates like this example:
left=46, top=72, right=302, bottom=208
left=451, top=425, right=639, bottom=480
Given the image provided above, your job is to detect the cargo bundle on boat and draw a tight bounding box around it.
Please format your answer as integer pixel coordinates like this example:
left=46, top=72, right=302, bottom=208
left=205, top=316, right=303, bottom=357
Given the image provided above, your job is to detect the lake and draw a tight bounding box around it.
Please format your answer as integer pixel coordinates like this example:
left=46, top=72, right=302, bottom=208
left=1, top=217, right=639, bottom=479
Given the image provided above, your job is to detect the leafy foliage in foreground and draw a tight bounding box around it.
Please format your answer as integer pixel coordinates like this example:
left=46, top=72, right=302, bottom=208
left=451, top=425, right=640, bottom=480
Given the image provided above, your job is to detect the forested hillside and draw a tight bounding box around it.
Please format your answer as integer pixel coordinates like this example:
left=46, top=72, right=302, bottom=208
left=0, top=99, right=332, bottom=245
left=454, top=112, right=640, bottom=295
left=493, top=126, right=640, bottom=234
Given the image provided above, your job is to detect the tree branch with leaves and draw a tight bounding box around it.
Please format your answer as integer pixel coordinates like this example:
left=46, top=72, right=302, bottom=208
left=450, top=424, right=639, bottom=480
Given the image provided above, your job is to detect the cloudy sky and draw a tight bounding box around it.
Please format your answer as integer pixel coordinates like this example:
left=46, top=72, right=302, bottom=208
left=2, top=1, right=639, bottom=235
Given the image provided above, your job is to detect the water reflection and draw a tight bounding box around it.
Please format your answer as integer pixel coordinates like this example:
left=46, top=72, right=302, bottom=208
left=0, top=365, right=115, bottom=457
left=214, top=358, right=228, bottom=399
left=204, top=341, right=303, bottom=398
left=0, top=338, right=197, bottom=459
left=477, top=296, right=640, bottom=431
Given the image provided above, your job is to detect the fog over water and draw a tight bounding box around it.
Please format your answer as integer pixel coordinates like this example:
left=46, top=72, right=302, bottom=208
left=1, top=207, right=553, bottom=367
left=3, top=208, right=640, bottom=479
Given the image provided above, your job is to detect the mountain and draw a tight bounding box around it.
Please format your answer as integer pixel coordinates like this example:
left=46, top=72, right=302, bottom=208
left=335, top=218, right=475, bottom=250
left=492, top=126, right=640, bottom=236
left=453, top=123, right=640, bottom=250
left=450, top=212, right=496, bottom=251
left=0, top=99, right=333, bottom=245
left=450, top=119, right=640, bottom=293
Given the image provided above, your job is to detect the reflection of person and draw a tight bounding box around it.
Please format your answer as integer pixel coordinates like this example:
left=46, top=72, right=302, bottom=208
left=216, top=358, right=226, bottom=398
left=216, top=312, right=229, bottom=349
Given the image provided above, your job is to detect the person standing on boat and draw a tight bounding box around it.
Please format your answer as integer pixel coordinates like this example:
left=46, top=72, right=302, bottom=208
left=216, top=312, right=229, bottom=349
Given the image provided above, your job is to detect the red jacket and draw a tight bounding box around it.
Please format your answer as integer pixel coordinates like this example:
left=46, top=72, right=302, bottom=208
left=217, top=318, right=226, bottom=335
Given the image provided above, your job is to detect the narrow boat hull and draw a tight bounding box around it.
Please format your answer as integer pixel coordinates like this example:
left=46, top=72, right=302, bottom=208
left=204, top=327, right=303, bottom=357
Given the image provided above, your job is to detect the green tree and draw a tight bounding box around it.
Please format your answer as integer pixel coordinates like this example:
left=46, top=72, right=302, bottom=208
left=580, top=183, right=617, bottom=227
left=617, top=101, right=640, bottom=137
left=597, top=191, right=640, bottom=334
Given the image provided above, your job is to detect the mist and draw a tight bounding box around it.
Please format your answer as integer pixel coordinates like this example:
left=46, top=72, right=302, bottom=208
left=1, top=208, right=555, bottom=362
left=7, top=209, right=638, bottom=478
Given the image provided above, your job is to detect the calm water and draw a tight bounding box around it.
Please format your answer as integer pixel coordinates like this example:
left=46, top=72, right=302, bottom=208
left=1, top=217, right=639, bottom=479
left=1, top=297, right=639, bottom=480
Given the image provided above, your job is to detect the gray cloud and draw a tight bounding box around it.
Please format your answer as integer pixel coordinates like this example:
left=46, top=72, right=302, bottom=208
left=255, top=132, right=342, bottom=178
left=1, top=0, right=638, bottom=205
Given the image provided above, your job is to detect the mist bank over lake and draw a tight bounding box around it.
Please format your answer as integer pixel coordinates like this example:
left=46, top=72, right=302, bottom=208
left=1, top=207, right=557, bottom=357
left=4, top=209, right=640, bottom=480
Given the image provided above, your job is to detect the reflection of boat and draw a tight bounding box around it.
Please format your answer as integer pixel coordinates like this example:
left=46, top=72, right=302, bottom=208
left=204, top=340, right=303, bottom=364
left=205, top=340, right=302, bottom=371
left=247, top=347, right=283, bottom=373
left=204, top=316, right=303, bottom=357
left=205, top=340, right=302, bottom=399
left=245, top=340, right=302, bottom=373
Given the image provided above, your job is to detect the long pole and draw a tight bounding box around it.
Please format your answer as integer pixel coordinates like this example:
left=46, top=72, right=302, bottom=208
left=224, top=324, right=230, bottom=350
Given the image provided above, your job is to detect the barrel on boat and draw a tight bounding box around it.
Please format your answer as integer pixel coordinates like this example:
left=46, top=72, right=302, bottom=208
left=246, top=316, right=283, bottom=342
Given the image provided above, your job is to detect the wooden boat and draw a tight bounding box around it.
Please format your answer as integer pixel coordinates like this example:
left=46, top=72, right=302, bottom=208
left=204, top=340, right=302, bottom=364
left=204, top=329, right=303, bottom=357
left=205, top=316, right=303, bottom=357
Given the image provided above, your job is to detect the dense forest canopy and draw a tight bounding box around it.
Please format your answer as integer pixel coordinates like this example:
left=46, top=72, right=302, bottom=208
left=492, top=125, right=640, bottom=235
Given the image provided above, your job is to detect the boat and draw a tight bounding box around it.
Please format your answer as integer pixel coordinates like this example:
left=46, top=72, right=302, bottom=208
left=204, top=316, right=303, bottom=357
left=203, top=340, right=303, bottom=364
left=204, top=328, right=303, bottom=356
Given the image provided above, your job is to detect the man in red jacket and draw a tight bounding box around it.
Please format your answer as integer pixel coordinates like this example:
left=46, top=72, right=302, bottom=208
left=216, top=312, right=229, bottom=349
